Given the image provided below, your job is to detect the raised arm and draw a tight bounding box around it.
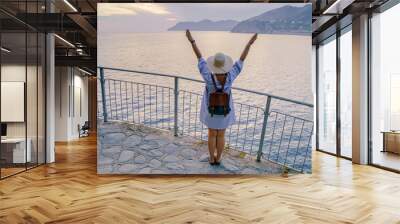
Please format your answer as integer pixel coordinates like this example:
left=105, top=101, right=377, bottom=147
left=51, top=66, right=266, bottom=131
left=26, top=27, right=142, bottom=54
left=240, top=33, right=258, bottom=62
left=186, top=30, right=202, bottom=59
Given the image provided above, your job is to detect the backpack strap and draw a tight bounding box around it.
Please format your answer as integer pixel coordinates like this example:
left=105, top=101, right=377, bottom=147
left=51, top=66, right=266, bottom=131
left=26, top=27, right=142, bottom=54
left=210, top=73, right=226, bottom=92
left=210, top=74, right=219, bottom=92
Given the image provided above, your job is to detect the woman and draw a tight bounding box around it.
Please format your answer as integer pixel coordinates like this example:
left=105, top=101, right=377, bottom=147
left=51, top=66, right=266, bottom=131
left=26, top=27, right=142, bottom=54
left=186, top=30, right=258, bottom=165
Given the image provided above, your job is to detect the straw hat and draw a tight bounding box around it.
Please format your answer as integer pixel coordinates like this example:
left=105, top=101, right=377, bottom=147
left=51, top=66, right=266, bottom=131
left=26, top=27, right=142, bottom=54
left=206, top=52, right=233, bottom=74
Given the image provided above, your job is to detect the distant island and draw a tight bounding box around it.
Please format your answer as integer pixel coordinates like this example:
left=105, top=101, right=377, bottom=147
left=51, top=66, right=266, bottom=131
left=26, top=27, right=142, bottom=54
left=168, top=5, right=311, bottom=35
left=231, top=5, right=311, bottom=35
left=168, top=19, right=239, bottom=31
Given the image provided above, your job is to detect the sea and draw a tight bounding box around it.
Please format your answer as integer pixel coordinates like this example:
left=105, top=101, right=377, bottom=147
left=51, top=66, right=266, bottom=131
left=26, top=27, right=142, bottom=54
left=99, top=31, right=312, bottom=104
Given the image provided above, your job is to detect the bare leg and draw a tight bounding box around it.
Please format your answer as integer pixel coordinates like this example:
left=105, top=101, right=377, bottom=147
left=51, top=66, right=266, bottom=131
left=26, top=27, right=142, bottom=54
left=215, top=129, right=226, bottom=163
left=208, top=129, right=217, bottom=163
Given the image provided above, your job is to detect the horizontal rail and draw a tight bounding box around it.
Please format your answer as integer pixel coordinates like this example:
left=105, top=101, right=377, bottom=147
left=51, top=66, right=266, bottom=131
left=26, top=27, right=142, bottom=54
left=270, top=110, right=312, bottom=123
left=98, top=66, right=314, bottom=108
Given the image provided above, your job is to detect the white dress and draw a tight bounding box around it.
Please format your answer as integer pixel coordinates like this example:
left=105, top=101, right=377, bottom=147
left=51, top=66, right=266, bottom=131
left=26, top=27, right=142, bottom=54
left=198, top=57, right=244, bottom=129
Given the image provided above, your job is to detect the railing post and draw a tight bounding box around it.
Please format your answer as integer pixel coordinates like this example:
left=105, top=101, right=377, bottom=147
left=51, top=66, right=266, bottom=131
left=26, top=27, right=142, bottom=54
left=257, top=96, right=272, bottom=162
left=174, top=77, right=179, bottom=136
left=99, top=67, right=108, bottom=122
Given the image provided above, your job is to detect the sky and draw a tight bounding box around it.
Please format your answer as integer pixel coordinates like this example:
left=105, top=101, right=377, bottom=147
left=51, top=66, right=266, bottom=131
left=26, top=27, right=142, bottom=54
left=98, top=3, right=308, bottom=33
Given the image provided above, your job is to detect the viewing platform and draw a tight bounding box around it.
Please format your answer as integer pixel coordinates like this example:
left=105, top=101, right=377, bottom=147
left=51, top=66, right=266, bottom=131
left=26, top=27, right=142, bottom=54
left=98, top=120, right=284, bottom=174
left=97, top=67, right=314, bottom=174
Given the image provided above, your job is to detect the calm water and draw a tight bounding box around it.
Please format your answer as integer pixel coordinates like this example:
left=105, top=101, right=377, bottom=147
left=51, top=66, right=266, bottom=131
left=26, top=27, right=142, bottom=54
left=98, top=31, right=312, bottom=107
left=98, top=31, right=313, bottom=172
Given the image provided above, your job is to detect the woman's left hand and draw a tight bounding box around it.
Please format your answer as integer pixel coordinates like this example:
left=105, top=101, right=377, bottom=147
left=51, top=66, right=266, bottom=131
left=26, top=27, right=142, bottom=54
left=186, top=29, right=194, bottom=42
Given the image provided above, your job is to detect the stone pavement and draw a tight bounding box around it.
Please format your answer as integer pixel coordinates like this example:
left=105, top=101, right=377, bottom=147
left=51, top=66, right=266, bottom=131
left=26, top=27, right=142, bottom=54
left=98, top=120, right=285, bottom=175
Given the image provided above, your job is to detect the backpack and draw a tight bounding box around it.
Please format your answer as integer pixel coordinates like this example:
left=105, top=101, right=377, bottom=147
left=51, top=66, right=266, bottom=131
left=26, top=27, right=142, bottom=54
left=208, top=74, right=231, bottom=117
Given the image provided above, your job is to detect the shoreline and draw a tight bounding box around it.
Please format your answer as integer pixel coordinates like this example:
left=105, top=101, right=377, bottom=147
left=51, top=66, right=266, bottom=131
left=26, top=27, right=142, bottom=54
left=100, top=30, right=311, bottom=37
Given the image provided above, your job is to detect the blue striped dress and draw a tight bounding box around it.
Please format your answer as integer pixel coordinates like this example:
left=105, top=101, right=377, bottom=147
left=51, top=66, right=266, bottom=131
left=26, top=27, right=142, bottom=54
left=198, top=58, right=244, bottom=130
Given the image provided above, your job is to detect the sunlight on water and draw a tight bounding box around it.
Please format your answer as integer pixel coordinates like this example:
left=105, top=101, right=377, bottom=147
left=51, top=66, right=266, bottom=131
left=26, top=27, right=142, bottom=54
left=99, top=32, right=312, bottom=103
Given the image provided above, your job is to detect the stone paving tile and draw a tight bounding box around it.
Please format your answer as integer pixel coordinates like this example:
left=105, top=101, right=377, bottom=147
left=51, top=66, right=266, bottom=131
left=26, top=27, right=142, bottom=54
left=98, top=120, right=285, bottom=175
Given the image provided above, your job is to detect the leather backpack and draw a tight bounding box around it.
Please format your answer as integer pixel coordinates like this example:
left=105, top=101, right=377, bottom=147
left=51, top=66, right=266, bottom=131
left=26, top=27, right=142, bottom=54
left=208, top=74, right=230, bottom=117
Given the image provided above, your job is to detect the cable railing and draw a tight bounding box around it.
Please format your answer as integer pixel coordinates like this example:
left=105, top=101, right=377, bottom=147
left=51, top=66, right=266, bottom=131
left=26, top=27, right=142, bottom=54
left=98, top=66, right=314, bottom=173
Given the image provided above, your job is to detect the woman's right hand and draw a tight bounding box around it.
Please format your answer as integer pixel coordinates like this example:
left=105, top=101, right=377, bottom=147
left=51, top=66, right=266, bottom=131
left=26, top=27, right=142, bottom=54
left=186, top=29, right=194, bottom=42
left=248, top=33, right=258, bottom=45
left=187, top=29, right=202, bottom=59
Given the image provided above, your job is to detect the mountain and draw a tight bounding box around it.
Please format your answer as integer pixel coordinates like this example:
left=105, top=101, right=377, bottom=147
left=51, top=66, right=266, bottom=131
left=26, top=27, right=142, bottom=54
left=231, top=5, right=312, bottom=35
left=168, top=19, right=239, bottom=31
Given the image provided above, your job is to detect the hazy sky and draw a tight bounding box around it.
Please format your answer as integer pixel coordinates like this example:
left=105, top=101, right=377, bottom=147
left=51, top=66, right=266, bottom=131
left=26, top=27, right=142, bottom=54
left=98, top=3, right=308, bottom=33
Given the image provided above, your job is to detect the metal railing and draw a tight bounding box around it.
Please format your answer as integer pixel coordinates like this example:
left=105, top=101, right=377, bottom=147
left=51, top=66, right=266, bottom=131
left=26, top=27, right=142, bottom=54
left=98, top=66, right=314, bottom=173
